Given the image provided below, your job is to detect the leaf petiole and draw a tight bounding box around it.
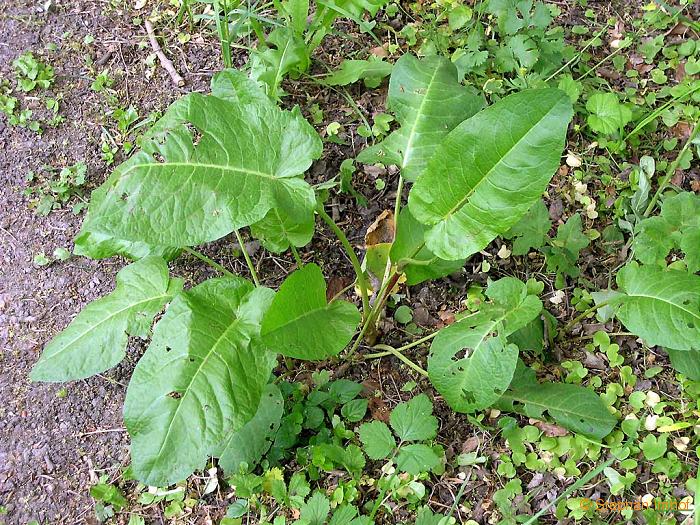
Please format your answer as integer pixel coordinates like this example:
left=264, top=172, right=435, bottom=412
left=562, top=298, right=615, bottom=333
left=234, top=230, right=260, bottom=286
left=367, top=344, right=428, bottom=377
left=183, top=247, right=235, bottom=277
left=316, top=204, right=370, bottom=320
left=364, top=331, right=440, bottom=359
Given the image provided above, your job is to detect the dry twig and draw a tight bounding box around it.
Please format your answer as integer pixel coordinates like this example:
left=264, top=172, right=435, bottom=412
left=144, top=19, right=185, bottom=87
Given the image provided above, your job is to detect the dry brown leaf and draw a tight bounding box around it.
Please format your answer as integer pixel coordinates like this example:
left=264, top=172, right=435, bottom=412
left=364, top=210, right=395, bottom=248
left=462, top=436, right=480, bottom=453
left=532, top=420, right=569, bottom=437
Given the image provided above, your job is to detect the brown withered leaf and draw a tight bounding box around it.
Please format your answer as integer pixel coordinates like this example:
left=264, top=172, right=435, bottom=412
left=365, top=209, right=395, bottom=247
left=326, top=275, right=351, bottom=301
left=672, top=121, right=692, bottom=140
left=437, top=307, right=456, bottom=327
left=368, top=396, right=391, bottom=423
left=671, top=170, right=685, bottom=187
left=532, top=420, right=569, bottom=437
left=462, top=436, right=480, bottom=453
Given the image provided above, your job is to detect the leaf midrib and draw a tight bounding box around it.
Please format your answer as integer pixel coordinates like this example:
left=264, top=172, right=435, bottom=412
left=263, top=303, right=330, bottom=338
left=622, top=292, right=700, bottom=321
left=120, top=161, right=277, bottom=181
left=501, top=389, right=614, bottom=425
left=150, top=315, right=247, bottom=470
left=401, top=65, right=441, bottom=169
left=441, top=99, right=563, bottom=221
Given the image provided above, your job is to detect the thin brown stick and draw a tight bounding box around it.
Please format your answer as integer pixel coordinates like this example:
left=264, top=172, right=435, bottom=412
left=144, top=19, right=185, bottom=87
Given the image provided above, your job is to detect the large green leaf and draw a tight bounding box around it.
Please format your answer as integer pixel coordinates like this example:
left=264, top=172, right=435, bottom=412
left=212, top=383, right=284, bottom=475
left=496, top=362, right=616, bottom=439
left=75, top=73, right=321, bottom=259
left=249, top=182, right=316, bottom=253
left=408, top=88, right=572, bottom=261
left=261, top=263, right=360, bottom=359
left=31, top=257, right=182, bottom=382
left=124, top=277, right=276, bottom=485
left=667, top=349, right=700, bottom=380
left=357, top=54, right=484, bottom=182
left=390, top=207, right=465, bottom=285
left=427, top=278, right=542, bottom=413
left=614, top=263, right=700, bottom=351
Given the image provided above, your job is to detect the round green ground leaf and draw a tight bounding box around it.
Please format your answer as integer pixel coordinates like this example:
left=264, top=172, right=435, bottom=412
left=124, top=277, right=276, bottom=486
left=408, top=88, right=573, bottom=261
left=213, top=383, right=284, bottom=475
left=261, top=263, right=361, bottom=360
left=357, top=53, right=484, bottom=182
left=31, top=257, right=182, bottom=382
left=615, top=264, right=700, bottom=351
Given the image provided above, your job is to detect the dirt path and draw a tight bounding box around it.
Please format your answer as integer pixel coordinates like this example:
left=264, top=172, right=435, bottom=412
left=0, top=2, right=211, bottom=522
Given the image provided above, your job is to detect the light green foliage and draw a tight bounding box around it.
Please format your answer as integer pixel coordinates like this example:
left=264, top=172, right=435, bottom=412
left=123, top=278, right=275, bottom=485
left=324, top=58, right=393, bottom=88
left=31, top=257, right=182, bottom=381
left=13, top=52, right=55, bottom=92
left=25, top=161, right=88, bottom=216
left=462, top=0, right=563, bottom=77
left=75, top=70, right=322, bottom=259
left=390, top=207, right=465, bottom=285
left=428, top=278, right=542, bottom=412
left=586, top=92, right=632, bottom=135
left=358, top=54, right=484, bottom=182
left=300, top=492, right=331, bottom=525
left=358, top=420, right=396, bottom=459
left=633, top=192, right=700, bottom=272
left=639, top=434, right=667, bottom=461
left=408, top=89, right=572, bottom=260
left=415, top=506, right=454, bottom=525
left=542, top=214, right=591, bottom=279
left=667, top=349, right=700, bottom=381
left=395, top=444, right=441, bottom=475
left=90, top=479, right=128, bottom=511
left=250, top=27, right=310, bottom=100
left=394, top=305, right=413, bottom=324
left=261, top=264, right=360, bottom=360
left=390, top=394, right=438, bottom=442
